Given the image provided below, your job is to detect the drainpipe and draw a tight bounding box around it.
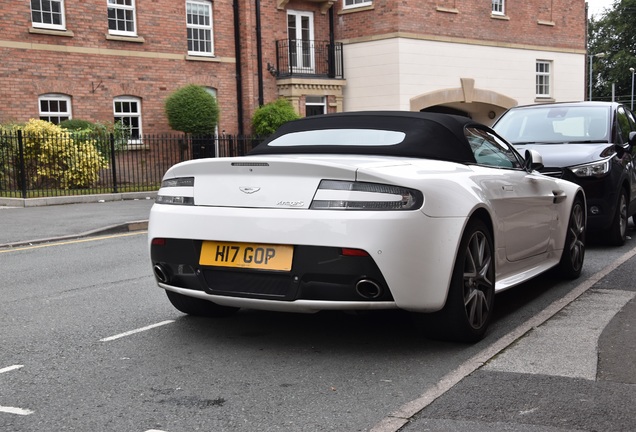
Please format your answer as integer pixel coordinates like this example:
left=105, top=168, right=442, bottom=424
left=233, top=0, right=244, bottom=136
left=328, top=5, right=335, bottom=78
left=256, top=0, right=264, bottom=106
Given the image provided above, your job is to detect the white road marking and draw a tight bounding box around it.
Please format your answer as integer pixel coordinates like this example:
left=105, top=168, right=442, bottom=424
left=100, top=320, right=175, bottom=342
left=0, top=365, right=33, bottom=415
left=370, top=244, right=636, bottom=432
left=0, top=365, right=23, bottom=374
left=484, top=289, right=635, bottom=380
left=0, top=406, right=34, bottom=416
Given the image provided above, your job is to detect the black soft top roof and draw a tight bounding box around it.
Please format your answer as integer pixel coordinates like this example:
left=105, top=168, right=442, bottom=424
left=249, top=111, right=482, bottom=163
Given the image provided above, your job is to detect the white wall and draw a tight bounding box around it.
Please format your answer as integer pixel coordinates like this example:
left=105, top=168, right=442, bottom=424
left=342, top=37, right=586, bottom=112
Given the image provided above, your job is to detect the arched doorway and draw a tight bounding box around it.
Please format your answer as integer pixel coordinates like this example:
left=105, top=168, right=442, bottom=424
left=410, top=78, right=517, bottom=125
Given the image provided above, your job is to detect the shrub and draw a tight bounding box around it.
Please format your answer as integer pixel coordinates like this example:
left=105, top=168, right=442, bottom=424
left=20, top=119, right=109, bottom=189
left=251, top=98, right=300, bottom=136
left=59, top=119, right=94, bottom=132
left=164, top=85, right=219, bottom=135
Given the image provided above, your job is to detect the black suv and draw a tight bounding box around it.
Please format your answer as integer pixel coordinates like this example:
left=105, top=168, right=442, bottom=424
left=494, top=101, right=636, bottom=245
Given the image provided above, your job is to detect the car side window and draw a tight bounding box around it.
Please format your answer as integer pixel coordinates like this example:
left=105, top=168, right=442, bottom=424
left=465, top=127, right=522, bottom=169
left=616, top=106, right=632, bottom=145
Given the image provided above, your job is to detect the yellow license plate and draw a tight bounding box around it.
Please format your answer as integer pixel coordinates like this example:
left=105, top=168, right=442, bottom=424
left=200, top=241, right=294, bottom=271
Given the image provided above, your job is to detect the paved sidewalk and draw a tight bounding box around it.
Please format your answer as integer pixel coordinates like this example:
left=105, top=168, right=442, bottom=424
left=0, top=193, right=155, bottom=247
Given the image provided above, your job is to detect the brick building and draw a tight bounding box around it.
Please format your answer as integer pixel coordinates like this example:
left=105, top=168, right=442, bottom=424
left=0, top=0, right=588, bottom=138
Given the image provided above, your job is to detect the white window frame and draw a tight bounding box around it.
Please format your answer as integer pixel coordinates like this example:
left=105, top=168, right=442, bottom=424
left=113, top=96, right=142, bottom=145
left=343, top=0, right=372, bottom=9
left=287, top=10, right=315, bottom=73
left=39, top=94, right=72, bottom=124
left=305, top=96, right=326, bottom=116
left=492, top=0, right=505, bottom=15
left=186, top=0, right=214, bottom=57
left=536, top=60, right=552, bottom=98
left=31, top=0, right=66, bottom=30
left=107, top=0, right=137, bottom=37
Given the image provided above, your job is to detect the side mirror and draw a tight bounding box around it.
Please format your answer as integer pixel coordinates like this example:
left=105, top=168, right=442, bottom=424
left=524, top=149, right=544, bottom=172
left=629, top=131, right=636, bottom=147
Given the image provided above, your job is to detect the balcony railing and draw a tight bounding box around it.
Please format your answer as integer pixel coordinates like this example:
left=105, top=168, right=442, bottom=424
left=274, top=39, right=344, bottom=79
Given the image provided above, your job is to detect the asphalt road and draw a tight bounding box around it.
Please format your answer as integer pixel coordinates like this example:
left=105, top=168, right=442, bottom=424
left=1, top=207, right=635, bottom=431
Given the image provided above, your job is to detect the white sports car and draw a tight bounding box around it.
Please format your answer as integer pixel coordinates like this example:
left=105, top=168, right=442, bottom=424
left=149, top=111, right=586, bottom=342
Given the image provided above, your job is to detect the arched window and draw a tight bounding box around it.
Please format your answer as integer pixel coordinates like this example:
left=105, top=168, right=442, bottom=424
left=39, top=94, right=72, bottom=124
left=113, top=96, right=142, bottom=144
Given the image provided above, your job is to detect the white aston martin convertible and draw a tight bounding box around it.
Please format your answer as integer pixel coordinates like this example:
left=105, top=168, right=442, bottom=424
left=149, top=111, right=586, bottom=342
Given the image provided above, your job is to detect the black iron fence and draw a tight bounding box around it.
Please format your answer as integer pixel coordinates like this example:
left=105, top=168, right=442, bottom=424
left=0, top=130, right=263, bottom=199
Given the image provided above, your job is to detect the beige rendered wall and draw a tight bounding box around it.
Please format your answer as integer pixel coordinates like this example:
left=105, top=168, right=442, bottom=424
left=342, top=36, right=586, bottom=120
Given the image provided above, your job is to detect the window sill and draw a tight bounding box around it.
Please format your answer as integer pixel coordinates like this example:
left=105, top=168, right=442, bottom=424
left=338, top=5, right=374, bottom=14
left=124, top=142, right=149, bottom=151
left=436, top=7, right=458, bottom=14
left=537, top=20, right=555, bottom=26
left=29, top=27, right=74, bottom=37
left=106, top=34, right=145, bottom=43
left=535, top=97, right=555, bottom=103
left=491, top=14, right=510, bottom=21
left=185, top=54, right=219, bottom=62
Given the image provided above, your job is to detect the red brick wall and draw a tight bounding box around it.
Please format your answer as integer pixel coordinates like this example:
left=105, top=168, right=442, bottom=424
left=0, top=0, right=239, bottom=135
left=335, top=0, right=586, bottom=51
left=0, top=0, right=587, bottom=135
left=241, top=1, right=334, bottom=126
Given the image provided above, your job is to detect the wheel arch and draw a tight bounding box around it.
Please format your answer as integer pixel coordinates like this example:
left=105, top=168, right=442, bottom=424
left=443, top=207, right=495, bottom=305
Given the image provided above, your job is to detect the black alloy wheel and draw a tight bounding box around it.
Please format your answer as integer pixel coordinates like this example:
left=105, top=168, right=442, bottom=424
left=607, top=189, right=628, bottom=246
left=558, top=195, right=586, bottom=279
left=414, top=219, right=495, bottom=343
left=459, top=221, right=495, bottom=335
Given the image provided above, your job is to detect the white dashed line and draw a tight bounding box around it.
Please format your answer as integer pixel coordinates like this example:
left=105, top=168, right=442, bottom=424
left=0, top=365, right=33, bottom=415
left=0, top=365, right=23, bottom=374
left=0, top=406, right=34, bottom=416
left=100, top=320, right=175, bottom=342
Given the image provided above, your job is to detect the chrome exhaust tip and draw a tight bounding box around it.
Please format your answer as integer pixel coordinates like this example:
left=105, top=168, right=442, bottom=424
left=153, top=264, right=169, bottom=283
left=355, top=279, right=382, bottom=299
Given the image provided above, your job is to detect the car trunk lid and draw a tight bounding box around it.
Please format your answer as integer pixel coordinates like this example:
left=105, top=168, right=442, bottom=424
left=167, top=155, right=410, bottom=209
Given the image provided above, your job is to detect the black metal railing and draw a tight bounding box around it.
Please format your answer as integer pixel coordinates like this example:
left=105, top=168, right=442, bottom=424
left=275, top=39, right=344, bottom=79
left=0, top=130, right=263, bottom=199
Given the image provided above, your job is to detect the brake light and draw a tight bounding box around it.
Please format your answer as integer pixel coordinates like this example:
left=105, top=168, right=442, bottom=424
left=341, top=248, right=370, bottom=257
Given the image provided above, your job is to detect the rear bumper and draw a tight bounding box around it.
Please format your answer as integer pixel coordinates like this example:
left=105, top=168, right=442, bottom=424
left=148, top=203, right=468, bottom=312
left=151, top=240, right=394, bottom=303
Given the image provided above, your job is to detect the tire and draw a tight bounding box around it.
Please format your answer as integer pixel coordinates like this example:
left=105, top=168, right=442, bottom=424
left=165, top=290, right=239, bottom=317
left=413, top=219, right=495, bottom=343
left=557, top=195, right=586, bottom=279
left=607, top=189, right=628, bottom=246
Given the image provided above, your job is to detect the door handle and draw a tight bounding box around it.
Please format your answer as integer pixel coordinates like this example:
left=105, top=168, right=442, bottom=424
left=552, top=190, right=567, bottom=203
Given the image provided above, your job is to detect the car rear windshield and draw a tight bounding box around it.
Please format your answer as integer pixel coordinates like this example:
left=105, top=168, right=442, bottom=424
left=266, top=129, right=407, bottom=147
left=494, top=105, right=611, bottom=144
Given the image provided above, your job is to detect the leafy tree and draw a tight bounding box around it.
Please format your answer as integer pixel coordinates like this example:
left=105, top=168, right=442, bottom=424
left=588, top=0, right=636, bottom=104
left=164, top=85, right=219, bottom=135
left=251, top=98, right=300, bottom=136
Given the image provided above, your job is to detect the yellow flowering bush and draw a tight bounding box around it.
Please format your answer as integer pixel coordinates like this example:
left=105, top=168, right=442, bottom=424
left=21, top=119, right=109, bottom=189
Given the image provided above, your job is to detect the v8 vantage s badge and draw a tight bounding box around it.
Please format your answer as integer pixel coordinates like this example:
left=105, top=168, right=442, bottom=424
left=277, top=201, right=304, bottom=207
left=239, top=187, right=260, bottom=194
